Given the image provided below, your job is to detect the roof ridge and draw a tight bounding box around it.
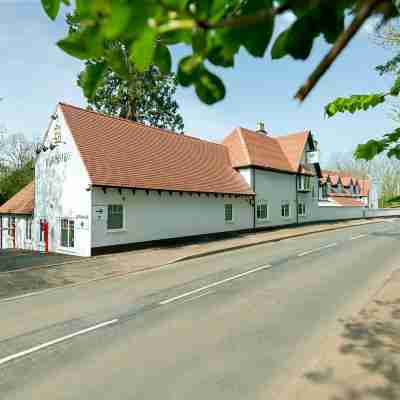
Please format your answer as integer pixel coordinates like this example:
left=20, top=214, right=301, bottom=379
left=237, top=127, right=252, bottom=166
left=58, top=102, right=222, bottom=148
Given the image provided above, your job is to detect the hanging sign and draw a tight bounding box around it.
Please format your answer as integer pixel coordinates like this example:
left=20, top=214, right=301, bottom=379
left=94, top=206, right=106, bottom=221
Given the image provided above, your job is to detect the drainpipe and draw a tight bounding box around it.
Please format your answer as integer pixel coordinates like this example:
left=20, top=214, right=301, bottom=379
left=295, top=175, right=299, bottom=225
left=252, top=168, right=256, bottom=231
left=0, top=215, right=2, bottom=249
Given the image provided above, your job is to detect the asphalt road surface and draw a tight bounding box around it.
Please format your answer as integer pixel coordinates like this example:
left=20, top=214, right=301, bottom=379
left=1, top=220, right=400, bottom=399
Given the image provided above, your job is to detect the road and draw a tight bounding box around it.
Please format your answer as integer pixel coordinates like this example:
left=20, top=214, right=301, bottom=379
left=1, top=220, right=400, bottom=399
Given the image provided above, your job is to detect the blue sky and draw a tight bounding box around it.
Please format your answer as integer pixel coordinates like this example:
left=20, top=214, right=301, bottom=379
left=0, top=1, right=398, bottom=164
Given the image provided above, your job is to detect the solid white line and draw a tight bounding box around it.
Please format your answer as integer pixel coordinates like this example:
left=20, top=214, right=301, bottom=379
left=159, top=264, right=272, bottom=305
left=0, top=319, right=119, bottom=367
left=298, top=243, right=338, bottom=257
left=350, top=234, right=367, bottom=240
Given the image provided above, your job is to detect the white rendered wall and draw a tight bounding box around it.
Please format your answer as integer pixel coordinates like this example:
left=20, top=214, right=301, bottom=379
left=33, top=106, right=92, bottom=257
left=91, top=187, right=253, bottom=249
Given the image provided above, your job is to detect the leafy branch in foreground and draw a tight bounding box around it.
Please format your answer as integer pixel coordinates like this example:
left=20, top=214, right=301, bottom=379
left=40, top=0, right=399, bottom=105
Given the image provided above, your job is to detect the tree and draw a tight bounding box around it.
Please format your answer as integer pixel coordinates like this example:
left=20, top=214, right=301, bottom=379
left=41, top=0, right=399, bottom=105
left=66, top=14, right=184, bottom=132
left=0, top=132, right=37, bottom=204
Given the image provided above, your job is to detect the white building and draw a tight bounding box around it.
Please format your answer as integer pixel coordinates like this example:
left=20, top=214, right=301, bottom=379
left=0, top=103, right=374, bottom=257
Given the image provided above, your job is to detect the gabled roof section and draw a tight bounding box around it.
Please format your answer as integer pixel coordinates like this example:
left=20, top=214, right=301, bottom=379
left=59, top=103, right=254, bottom=195
left=359, top=178, right=370, bottom=196
left=223, top=127, right=313, bottom=175
left=329, top=194, right=365, bottom=207
left=0, top=182, right=34, bottom=215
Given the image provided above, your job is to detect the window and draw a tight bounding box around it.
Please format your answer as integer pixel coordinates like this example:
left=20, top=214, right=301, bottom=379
left=26, top=217, right=32, bottom=240
left=256, top=202, right=269, bottom=221
left=281, top=202, right=290, bottom=218
left=225, top=204, right=233, bottom=222
left=7, top=216, right=15, bottom=236
left=107, top=205, right=124, bottom=230
left=298, top=202, right=306, bottom=217
left=298, top=175, right=311, bottom=191
left=61, top=219, right=74, bottom=248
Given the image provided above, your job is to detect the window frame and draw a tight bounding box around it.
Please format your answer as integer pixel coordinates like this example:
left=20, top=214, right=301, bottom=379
left=256, top=201, right=269, bottom=221
left=298, top=202, right=307, bottom=217
left=25, top=217, right=32, bottom=241
left=281, top=202, right=291, bottom=218
left=224, top=203, right=234, bottom=223
left=107, top=204, right=125, bottom=231
left=60, top=218, right=75, bottom=248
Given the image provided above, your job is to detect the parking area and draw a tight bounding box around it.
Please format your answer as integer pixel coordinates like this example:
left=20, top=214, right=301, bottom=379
left=0, top=249, right=79, bottom=273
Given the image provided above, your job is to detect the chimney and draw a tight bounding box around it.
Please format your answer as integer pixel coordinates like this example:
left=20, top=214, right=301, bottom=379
left=256, top=121, right=266, bottom=134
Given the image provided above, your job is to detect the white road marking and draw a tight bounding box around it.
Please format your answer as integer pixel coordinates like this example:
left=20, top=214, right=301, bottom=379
left=350, top=234, right=367, bottom=241
left=176, top=290, right=216, bottom=305
left=159, top=264, right=272, bottom=305
left=0, top=319, right=119, bottom=367
left=297, top=243, right=338, bottom=257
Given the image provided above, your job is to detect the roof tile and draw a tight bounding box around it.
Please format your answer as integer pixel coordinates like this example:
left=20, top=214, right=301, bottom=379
left=0, top=182, right=34, bottom=215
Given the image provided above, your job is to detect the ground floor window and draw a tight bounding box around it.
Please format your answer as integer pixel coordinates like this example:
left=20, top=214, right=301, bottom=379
left=281, top=202, right=290, bottom=218
left=26, top=217, right=32, bottom=240
left=298, top=202, right=306, bottom=217
left=7, top=216, right=15, bottom=236
left=61, top=219, right=74, bottom=248
left=225, top=204, right=233, bottom=222
left=256, top=202, right=269, bottom=221
left=107, top=205, right=124, bottom=230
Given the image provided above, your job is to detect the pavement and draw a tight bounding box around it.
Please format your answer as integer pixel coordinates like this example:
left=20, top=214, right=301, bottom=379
left=0, top=220, right=399, bottom=399
left=0, top=218, right=388, bottom=300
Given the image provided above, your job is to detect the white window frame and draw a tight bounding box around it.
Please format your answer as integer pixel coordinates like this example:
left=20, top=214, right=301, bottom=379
left=25, top=217, right=32, bottom=241
left=224, top=203, right=234, bottom=223
left=107, top=204, right=125, bottom=231
left=297, top=175, right=311, bottom=191
left=60, top=218, right=75, bottom=248
left=256, top=201, right=269, bottom=221
left=281, top=202, right=291, bottom=218
left=298, top=202, right=307, bottom=217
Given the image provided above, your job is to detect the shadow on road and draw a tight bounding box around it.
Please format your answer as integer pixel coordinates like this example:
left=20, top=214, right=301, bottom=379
left=303, top=297, right=400, bottom=399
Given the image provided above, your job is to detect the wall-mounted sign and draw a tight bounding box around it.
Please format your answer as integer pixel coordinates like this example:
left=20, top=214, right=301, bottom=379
left=306, top=151, right=320, bottom=164
left=76, top=215, right=89, bottom=230
left=94, top=206, right=106, bottom=221
left=45, top=152, right=71, bottom=168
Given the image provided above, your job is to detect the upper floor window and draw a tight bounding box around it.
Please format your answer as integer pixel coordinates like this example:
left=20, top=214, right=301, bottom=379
left=107, top=205, right=124, bottom=230
left=298, top=175, right=311, bottom=191
left=256, top=202, right=269, bottom=221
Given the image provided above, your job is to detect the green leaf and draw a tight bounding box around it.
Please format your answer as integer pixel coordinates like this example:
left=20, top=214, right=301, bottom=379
left=41, top=0, right=61, bottom=20
left=162, top=0, right=191, bottom=12
left=58, top=29, right=104, bottom=60
left=195, top=68, right=225, bottom=104
left=192, top=28, right=207, bottom=55
left=325, top=94, right=386, bottom=118
left=102, top=1, right=132, bottom=40
left=239, top=0, right=274, bottom=57
left=80, top=62, right=107, bottom=99
left=355, top=139, right=387, bottom=161
left=177, top=55, right=203, bottom=86
left=271, top=29, right=290, bottom=59
left=390, top=77, right=400, bottom=96
left=285, top=15, right=317, bottom=60
left=129, top=28, right=157, bottom=72
left=106, top=47, right=130, bottom=80
left=154, top=43, right=172, bottom=75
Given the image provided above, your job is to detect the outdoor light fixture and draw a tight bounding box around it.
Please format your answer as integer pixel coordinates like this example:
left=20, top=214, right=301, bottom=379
left=42, top=145, right=48, bottom=152
left=35, top=146, right=42, bottom=154
left=49, top=143, right=56, bottom=150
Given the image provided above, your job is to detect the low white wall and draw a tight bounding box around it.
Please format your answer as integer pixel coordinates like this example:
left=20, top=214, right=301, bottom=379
left=91, top=188, right=253, bottom=249
left=312, top=206, right=400, bottom=222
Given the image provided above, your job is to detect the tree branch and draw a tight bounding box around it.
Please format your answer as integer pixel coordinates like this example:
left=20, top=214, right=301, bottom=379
left=295, top=0, right=383, bottom=102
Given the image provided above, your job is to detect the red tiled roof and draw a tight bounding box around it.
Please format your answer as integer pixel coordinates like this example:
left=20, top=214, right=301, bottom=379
left=0, top=182, right=34, bottom=215
left=60, top=103, right=254, bottom=196
left=223, top=127, right=314, bottom=175
left=330, top=194, right=365, bottom=207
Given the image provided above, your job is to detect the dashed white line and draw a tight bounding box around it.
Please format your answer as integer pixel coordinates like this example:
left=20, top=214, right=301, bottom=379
left=298, top=243, right=338, bottom=257
left=176, top=290, right=216, bottom=305
left=159, top=264, right=272, bottom=305
left=0, top=319, right=119, bottom=367
left=350, top=234, right=367, bottom=240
